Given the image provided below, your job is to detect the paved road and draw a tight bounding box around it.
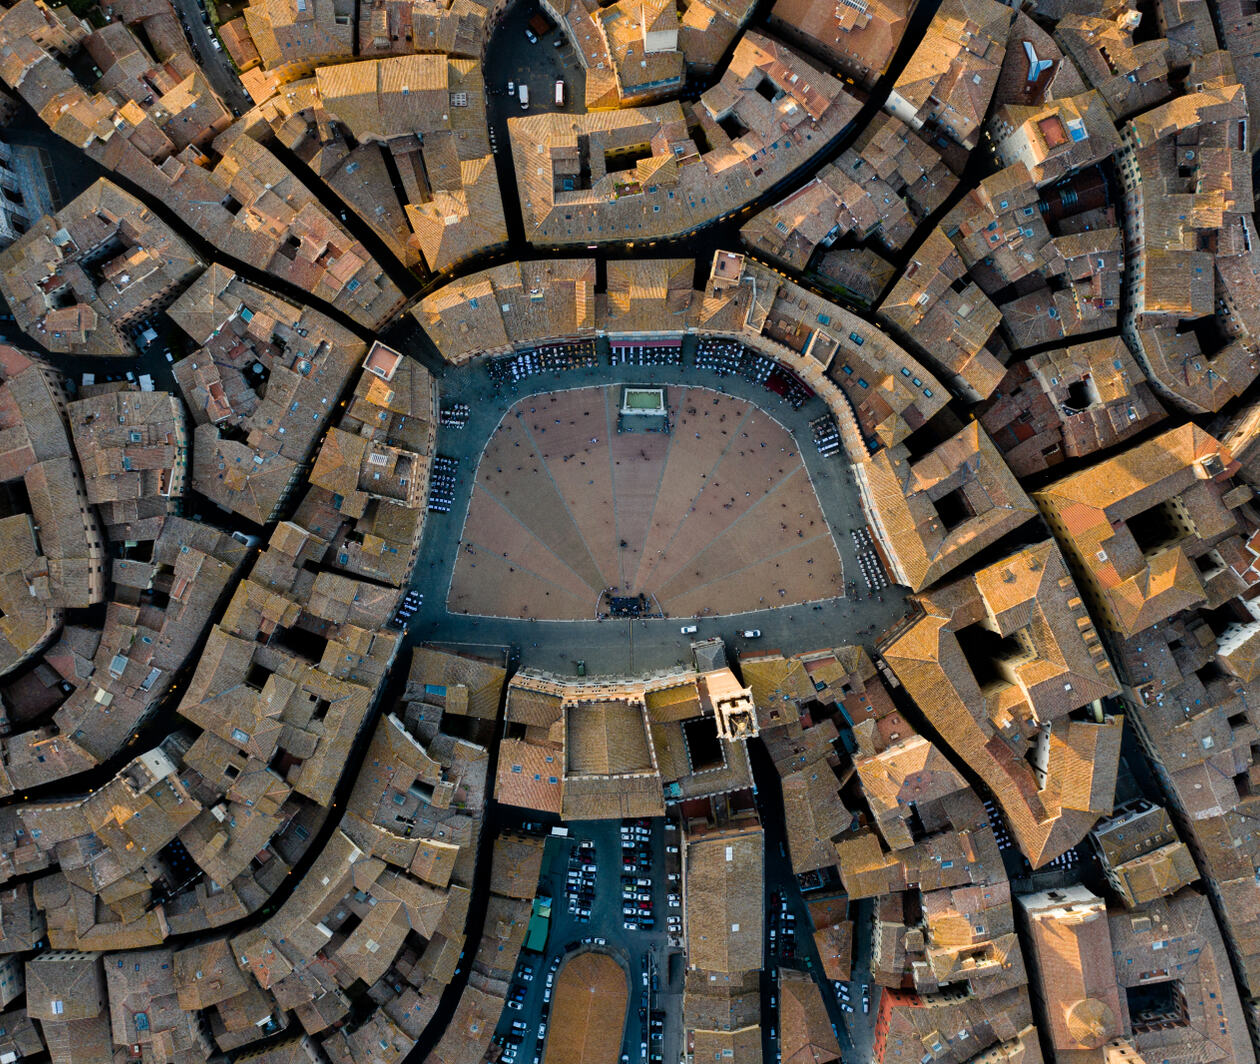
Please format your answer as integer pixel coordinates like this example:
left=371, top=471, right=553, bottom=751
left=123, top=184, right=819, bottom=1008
left=406, top=340, right=910, bottom=676
left=844, top=898, right=880, bottom=1058
left=752, top=740, right=877, bottom=1061
left=171, top=0, right=252, bottom=113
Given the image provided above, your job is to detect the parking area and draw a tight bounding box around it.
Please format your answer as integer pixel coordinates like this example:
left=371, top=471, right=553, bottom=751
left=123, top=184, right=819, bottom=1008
left=830, top=976, right=873, bottom=1023
left=484, top=2, right=588, bottom=132
left=768, top=890, right=799, bottom=962
left=492, top=820, right=684, bottom=1064
left=616, top=820, right=682, bottom=943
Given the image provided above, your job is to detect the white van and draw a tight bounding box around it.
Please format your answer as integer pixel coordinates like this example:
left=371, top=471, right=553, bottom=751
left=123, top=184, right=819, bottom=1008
left=518, top=84, right=529, bottom=109
left=680, top=624, right=697, bottom=634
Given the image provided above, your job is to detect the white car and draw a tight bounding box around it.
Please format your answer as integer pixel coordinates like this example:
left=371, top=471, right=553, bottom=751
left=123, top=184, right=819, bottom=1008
left=741, top=629, right=761, bottom=638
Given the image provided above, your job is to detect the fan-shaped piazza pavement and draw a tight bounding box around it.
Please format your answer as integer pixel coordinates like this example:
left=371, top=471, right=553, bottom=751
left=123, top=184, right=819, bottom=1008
left=448, top=384, right=843, bottom=620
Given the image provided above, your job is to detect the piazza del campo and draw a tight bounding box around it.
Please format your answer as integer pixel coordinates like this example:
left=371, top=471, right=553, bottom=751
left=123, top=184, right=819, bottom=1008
left=0, top=0, right=1258, bottom=1061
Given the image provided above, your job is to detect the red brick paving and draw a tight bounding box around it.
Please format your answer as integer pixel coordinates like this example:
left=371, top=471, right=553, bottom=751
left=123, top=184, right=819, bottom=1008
left=449, top=385, right=842, bottom=619
left=607, top=427, right=671, bottom=588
